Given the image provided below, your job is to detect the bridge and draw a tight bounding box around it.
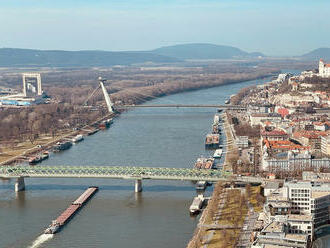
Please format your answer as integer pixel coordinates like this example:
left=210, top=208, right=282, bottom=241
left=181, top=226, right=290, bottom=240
left=0, top=165, right=261, bottom=192
left=116, top=104, right=246, bottom=110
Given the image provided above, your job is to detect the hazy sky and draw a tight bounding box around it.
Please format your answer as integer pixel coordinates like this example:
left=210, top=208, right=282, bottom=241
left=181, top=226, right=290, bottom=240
left=0, top=0, right=329, bottom=56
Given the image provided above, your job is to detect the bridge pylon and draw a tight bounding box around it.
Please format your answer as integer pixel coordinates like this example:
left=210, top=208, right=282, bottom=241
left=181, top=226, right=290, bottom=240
left=135, top=179, right=142, bottom=193
left=15, top=177, right=25, bottom=192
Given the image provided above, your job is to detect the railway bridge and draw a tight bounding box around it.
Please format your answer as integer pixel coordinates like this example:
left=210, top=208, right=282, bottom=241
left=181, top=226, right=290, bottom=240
left=0, top=165, right=262, bottom=192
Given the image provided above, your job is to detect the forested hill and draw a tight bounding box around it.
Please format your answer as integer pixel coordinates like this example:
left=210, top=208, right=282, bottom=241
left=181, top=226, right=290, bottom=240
left=151, top=43, right=264, bottom=59
left=0, top=48, right=180, bottom=67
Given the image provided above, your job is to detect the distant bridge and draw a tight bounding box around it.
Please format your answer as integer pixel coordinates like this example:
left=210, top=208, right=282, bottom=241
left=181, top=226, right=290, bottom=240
left=0, top=165, right=261, bottom=192
left=116, top=104, right=246, bottom=110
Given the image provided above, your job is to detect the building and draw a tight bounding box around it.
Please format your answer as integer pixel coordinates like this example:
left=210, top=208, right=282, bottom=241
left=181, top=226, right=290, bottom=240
left=319, top=59, right=330, bottom=78
left=302, top=171, right=330, bottom=182
left=252, top=220, right=309, bottom=248
left=261, top=129, right=288, bottom=141
left=250, top=113, right=282, bottom=126
left=285, top=181, right=330, bottom=228
left=264, top=182, right=280, bottom=197
left=264, top=153, right=330, bottom=172
left=321, top=135, right=330, bottom=156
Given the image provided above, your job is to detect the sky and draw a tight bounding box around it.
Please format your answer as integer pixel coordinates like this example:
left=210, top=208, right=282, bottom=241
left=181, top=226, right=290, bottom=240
left=0, top=0, right=329, bottom=56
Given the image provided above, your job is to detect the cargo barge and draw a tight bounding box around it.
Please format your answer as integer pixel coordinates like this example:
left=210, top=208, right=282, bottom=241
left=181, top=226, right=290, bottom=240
left=44, top=186, right=98, bottom=234
left=205, top=133, right=220, bottom=149
left=194, top=157, right=215, bottom=169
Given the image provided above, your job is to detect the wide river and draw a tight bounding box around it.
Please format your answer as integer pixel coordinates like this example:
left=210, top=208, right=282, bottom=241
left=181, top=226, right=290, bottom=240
left=3, top=75, right=323, bottom=248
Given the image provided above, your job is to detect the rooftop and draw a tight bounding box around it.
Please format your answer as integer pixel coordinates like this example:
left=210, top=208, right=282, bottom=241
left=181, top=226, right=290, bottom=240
left=265, top=182, right=280, bottom=189
left=311, top=191, right=330, bottom=199
left=287, top=214, right=312, bottom=222
left=263, top=221, right=283, bottom=233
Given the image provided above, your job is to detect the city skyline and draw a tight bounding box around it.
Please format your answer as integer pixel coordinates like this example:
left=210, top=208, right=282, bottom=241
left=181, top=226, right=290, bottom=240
left=0, top=0, right=329, bottom=56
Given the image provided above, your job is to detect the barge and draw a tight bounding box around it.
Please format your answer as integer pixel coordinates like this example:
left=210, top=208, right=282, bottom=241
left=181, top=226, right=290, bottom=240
left=53, top=141, right=72, bottom=152
left=196, top=181, right=207, bottom=190
left=194, top=157, right=215, bottom=169
left=28, top=151, right=49, bottom=164
left=189, top=195, right=204, bottom=215
left=212, top=124, right=221, bottom=134
left=44, top=186, right=98, bottom=234
left=72, top=134, right=84, bottom=143
left=99, top=119, right=113, bottom=130
left=205, top=134, right=220, bottom=149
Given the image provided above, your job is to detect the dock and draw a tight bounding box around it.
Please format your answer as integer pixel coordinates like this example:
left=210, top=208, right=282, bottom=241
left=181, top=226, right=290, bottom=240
left=44, top=186, right=98, bottom=234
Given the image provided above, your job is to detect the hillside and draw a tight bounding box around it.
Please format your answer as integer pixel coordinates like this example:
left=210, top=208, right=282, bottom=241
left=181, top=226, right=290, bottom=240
left=151, top=43, right=264, bottom=59
left=301, top=48, right=330, bottom=61
left=0, top=48, right=180, bottom=67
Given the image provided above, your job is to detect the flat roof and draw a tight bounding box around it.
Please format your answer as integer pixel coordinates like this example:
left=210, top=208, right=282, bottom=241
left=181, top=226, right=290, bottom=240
left=311, top=191, right=330, bottom=199
left=287, top=214, right=312, bottom=222
left=285, top=234, right=308, bottom=242
left=265, top=182, right=280, bottom=189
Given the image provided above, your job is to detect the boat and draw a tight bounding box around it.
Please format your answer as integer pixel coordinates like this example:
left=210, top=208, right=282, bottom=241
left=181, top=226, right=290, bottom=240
left=72, top=134, right=84, bottom=143
left=41, top=151, right=49, bottom=160
left=189, top=195, right=204, bottom=215
left=53, top=141, right=72, bottom=152
left=44, top=220, right=60, bottom=234
left=29, top=156, right=42, bottom=164
left=196, top=181, right=207, bottom=190
left=213, top=149, right=223, bottom=158
left=99, top=119, right=113, bottom=129
left=212, top=124, right=221, bottom=134
left=225, top=99, right=230, bottom=104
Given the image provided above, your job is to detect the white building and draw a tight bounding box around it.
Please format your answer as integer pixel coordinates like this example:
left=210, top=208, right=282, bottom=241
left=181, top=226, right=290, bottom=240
left=319, top=59, right=330, bottom=78
left=285, top=181, right=330, bottom=228
left=321, top=135, right=330, bottom=156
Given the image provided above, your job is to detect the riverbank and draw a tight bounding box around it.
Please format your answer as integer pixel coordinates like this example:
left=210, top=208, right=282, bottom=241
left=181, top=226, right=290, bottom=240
left=0, top=69, right=277, bottom=167
left=0, top=113, right=115, bottom=166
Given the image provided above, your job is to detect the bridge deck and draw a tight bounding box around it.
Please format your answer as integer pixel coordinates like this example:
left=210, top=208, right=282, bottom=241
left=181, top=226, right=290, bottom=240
left=117, top=104, right=246, bottom=109
left=0, top=165, right=230, bottom=181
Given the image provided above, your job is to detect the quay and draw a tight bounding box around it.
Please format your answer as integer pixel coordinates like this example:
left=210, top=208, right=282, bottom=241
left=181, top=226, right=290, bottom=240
left=44, top=186, right=98, bottom=234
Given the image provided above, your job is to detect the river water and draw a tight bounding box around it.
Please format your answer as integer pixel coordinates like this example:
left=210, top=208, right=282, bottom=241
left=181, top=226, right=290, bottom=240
left=1, top=76, right=276, bottom=248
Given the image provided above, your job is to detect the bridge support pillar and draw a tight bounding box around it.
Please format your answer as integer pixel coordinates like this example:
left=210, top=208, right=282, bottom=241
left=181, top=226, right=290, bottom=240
left=135, top=179, right=142, bottom=193
left=15, top=177, right=25, bottom=192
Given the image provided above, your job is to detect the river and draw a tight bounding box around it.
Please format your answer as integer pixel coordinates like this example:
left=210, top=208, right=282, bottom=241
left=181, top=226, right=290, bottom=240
left=0, top=76, right=289, bottom=248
